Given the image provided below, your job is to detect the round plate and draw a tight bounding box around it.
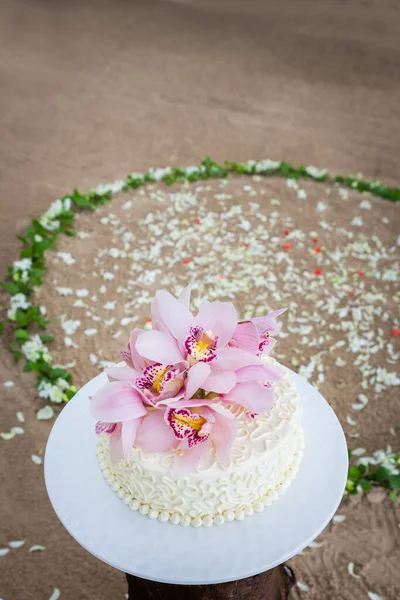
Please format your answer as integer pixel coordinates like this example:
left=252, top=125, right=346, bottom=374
left=45, top=369, right=348, bottom=585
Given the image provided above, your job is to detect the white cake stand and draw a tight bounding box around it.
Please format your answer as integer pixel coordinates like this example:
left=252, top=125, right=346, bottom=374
left=45, top=369, right=348, bottom=585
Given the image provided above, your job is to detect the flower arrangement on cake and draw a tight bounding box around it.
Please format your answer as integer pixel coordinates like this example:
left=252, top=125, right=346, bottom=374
left=92, top=287, right=285, bottom=473
left=92, top=288, right=303, bottom=526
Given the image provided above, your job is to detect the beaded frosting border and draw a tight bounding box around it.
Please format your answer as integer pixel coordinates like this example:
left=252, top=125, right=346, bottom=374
left=95, top=433, right=304, bottom=527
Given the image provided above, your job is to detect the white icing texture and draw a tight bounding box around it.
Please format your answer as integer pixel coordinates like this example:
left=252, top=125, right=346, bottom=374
left=96, top=359, right=304, bottom=526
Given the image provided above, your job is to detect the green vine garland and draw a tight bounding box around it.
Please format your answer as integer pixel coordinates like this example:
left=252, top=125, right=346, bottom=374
left=1, top=157, right=399, bottom=497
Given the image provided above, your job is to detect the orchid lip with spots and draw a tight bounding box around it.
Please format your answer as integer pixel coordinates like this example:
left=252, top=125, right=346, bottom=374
left=90, top=287, right=285, bottom=474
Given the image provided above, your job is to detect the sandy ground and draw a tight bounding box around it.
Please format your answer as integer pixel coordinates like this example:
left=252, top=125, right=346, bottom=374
left=0, top=1, right=400, bottom=599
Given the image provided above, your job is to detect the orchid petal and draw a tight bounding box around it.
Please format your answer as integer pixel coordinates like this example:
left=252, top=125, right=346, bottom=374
left=178, top=285, right=192, bottom=309
left=208, top=402, right=235, bottom=419
left=224, top=381, right=275, bottom=414
left=202, top=370, right=237, bottom=394
left=232, top=321, right=259, bottom=354
left=184, top=362, right=211, bottom=401
left=95, top=421, right=116, bottom=435
left=171, top=438, right=212, bottom=477
left=109, top=424, right=123, bottom=464
left=121, top=418, right=142, bottom=459
left=236, top=364, right=281, bottom=383
left=251, top=308, right=286, bottom=336
left=154, top=290, right=194, bottom=344
left=106, top=366, right=141, bottom=382
left=135, top=329, right=184, bottom=364
left=212, top=414, right=237, bottom=466
left=195, top=301, right=237, bottom=347
left=135, top=409, right=179, bottom=452
left=90, top=381, right=147, bottom=422
left=213, top=347, right=261, bottom=371
left=128, top=328, right=148, bottom=371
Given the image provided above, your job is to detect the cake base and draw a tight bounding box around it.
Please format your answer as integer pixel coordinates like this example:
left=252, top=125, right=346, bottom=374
left=45, top=368, right=348, bottom=585
left=96, top=433, right=304, bottom=527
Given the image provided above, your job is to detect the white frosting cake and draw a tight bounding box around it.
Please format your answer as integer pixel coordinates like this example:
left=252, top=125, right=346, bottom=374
left=96, top=359, right=303, bottom=527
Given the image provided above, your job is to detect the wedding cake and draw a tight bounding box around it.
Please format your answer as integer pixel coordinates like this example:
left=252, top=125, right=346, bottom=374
left=92, top=288, right=303, bottom=526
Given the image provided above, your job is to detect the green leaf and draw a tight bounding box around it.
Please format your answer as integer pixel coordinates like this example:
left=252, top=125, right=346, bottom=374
left=40, top=335, right=55, bottom=343
left=23, top=362, right=33, bottom=372
left=0, top=322, right=4, bottom=335
left=374, top=466, right=390, bottom=483
left=12, top=350, right=23, bottom=361
left=388, top=474, right=400, bottom=490
left=15, top=329, right=30, bottom=342
left=1, top=282, right=20, bottom=294
left=348, top=466, right=361, bottom=480
left=20, top=247, right=33, bottom=258
left=16, top=310, right=29, bottom=327
left=358, top=479, right=373, bottom=492
left=389, top=490, right=398, bottom=503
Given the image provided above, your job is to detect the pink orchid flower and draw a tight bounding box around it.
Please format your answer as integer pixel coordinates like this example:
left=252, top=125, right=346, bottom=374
left=231, top=308, right=287, bottom=356
left=135, top=398, right=237, bottom=476
left=107, top=327, right=187, bottom=405
left=135, top=289, right=261, bottom=395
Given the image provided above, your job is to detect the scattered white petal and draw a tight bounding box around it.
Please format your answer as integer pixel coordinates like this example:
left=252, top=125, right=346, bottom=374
left=333, top=514, right=346, bottom=523
left=346, top=416, right=357, bottom=426
left=360, top=200, right=372, bottom=210
left=104, top=301, right=116, bottom=310
left=4, top=381, right=15, bottom=388
left=12, top=427, right=24, bottom=435
left=351, top=216, right=363, bottom=227
left=15, top=412, right=25, bottom=424
left=57, top=252, right=75, bottom=265
left=31, top=454, right=43, bottom=465
left=76, top=289, right=89, bottom=298
left=1, top=431, right=16, bottom=440
left=56, top=287, right=73, bottom=296
left=9, top=540, right=25, bottom=549
left=49, top=588, right=61, bottom=600
left=89, top=353, right=98, bottom=364
left=368, top=592, right=384, bottom=600
left=37, top=406, right=54, bottom=420
left=84, top=329, right=97, bottom=336
left=347, top=562, right=361, bottom=579
left=307, top=540, right=323, bottom=548
left=29, top=545, right=46, bottom=552
left=297, top=581, right=310, bottom=592
left=351, top=448, right=366, bottom=457
left=0, top=548, right=10, bottom=556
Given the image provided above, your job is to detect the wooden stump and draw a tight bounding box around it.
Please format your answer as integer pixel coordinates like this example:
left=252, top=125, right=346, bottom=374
left=126, top=564, right=295, bottom=599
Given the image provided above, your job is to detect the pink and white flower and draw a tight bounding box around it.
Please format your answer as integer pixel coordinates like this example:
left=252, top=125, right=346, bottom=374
left=135, top=398, right=237, bottom=476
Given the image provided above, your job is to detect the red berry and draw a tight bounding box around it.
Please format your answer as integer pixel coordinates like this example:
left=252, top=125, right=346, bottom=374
left=348, top=290, right=354, bottom=295
left=242, top=243, right=248, bottom=247
left=357, top=270, right=364, bottom=276
left=284, top=243, right=291, bottom=250
left=284, top=230, right=290, bottom=236
left=314, top=247, right=321, bottom=253
left=313, top=238, right=319, bottom=243
left=315, top=269, right=322, bottom=275
left=196, top=218, right=201, bottom=224
left=183, top=258, right=191, bottom=264
left=392, top=328, right=399, bottom=336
